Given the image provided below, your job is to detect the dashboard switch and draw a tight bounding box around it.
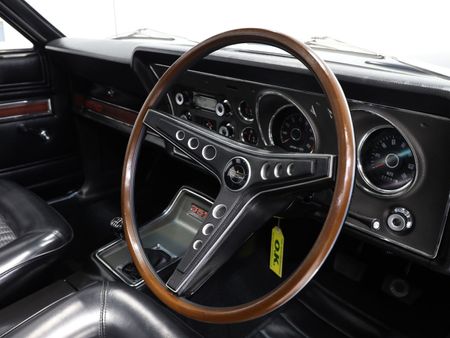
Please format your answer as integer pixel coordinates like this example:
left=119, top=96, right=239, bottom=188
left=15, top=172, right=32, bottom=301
left=202, top=145, right=217, bottom=160
left=274, top=163, right=283, bottom=178
left=175, top=92, right=185, bottom=105
left=188, top=137, right=200, bottom=150
left=387, top=207, right=413, bottom=232
left=215, top=100, right=231, bottom=117
left=260, top=163, right=271, bottom=180
left=218, top=123, right=235, bottom=138
left=175, top=91, right=190, bottom=106
left=371, top=219, right=381, bottom=230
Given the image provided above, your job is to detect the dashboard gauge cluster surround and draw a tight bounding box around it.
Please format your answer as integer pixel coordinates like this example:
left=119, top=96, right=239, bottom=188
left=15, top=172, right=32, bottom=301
left=269, top=104, right=316, bottom=153
left=256, top=90, right=318, bottom=153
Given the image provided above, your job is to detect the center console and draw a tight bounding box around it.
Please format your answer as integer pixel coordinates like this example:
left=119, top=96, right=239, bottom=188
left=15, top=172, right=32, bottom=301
left=94, top=187, right=212, bottom=287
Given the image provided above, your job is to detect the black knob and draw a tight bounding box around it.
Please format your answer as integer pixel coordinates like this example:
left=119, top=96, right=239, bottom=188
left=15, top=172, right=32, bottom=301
left=215, top=100, right=231, bottom=117
left=218, top=123, right=234, bottom=138
left=180, top=111, right=192, bottom=120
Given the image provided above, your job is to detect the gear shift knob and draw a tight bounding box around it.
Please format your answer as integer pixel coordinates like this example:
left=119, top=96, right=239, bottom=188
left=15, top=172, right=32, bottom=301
left=110, top=216, right=124, bottom=238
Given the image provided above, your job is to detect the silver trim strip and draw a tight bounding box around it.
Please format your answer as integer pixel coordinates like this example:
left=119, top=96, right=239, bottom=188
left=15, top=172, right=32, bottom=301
left=0, top=51, right=35, bottom=59
left=149, top=64, right=175, bottom=115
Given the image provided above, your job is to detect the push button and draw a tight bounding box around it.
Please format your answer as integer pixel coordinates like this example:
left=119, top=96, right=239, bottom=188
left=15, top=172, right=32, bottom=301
left=212, top=204, right=227, bottom=219
left=202, top=145, right=217, bottom=160
left=175, top=130, right=185, bottom=141
left=188, top=137, right=199, bottom=150
left=274, top=163, right=283, bottom=178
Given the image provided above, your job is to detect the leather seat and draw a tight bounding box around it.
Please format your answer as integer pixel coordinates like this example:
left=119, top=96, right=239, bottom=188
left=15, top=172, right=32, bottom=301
left=0, top=282, right=202, bottom=338
left=0, top=179, right=73, bottom=303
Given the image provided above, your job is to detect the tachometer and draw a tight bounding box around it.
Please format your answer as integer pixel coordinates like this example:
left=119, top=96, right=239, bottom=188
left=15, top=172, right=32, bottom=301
left=270, top=105, right=315, bottom=153
left=358, top=126, right=417, bottom=194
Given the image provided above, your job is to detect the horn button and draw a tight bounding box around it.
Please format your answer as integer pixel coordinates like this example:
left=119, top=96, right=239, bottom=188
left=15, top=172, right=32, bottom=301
left=224, top=157, right=251, bottom=191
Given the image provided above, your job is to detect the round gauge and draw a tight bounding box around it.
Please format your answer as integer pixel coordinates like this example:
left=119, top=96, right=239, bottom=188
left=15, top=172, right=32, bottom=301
left=270, top=105, right=315, bottom=153
left=241, top=127, right=258, bottom=145
left=238, top=100, right=254, bottom=121
left=358, top=126, right=417, bottom=194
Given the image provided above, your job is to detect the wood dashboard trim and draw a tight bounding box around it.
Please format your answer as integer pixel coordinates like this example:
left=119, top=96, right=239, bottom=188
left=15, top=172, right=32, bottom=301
left=74, top=95, right=137, bottom=126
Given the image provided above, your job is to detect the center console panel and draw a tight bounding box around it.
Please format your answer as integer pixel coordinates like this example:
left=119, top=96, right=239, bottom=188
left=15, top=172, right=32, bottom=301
left=94, top=187, right=212, bottom=287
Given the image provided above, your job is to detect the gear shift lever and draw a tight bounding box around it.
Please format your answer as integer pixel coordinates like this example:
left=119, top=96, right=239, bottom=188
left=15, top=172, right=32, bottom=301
left=110, top=217, right=124, bottom=239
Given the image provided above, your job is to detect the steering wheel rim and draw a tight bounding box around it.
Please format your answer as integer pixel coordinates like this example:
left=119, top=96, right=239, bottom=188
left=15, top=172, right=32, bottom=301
left=122, top=28, right=355, bottom=323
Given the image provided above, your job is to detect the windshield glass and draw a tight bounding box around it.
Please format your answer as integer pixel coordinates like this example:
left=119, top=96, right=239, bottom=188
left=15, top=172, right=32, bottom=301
left=26, top=0, right=450, bottom=69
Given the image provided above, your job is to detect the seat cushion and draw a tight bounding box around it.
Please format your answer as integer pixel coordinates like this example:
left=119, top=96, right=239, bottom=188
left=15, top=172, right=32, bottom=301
left=0, top=179, right=73, bottom=303
left=1, top=282, right=202, bottom=338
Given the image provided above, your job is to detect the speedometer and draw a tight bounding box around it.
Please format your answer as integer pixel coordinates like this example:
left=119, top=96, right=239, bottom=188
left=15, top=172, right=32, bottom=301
left=358, top=126, right=417, bottom=194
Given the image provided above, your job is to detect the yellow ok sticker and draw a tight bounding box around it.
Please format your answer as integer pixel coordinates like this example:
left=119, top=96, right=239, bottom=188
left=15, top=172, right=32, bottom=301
left=270, top=226, right=284, bottom=278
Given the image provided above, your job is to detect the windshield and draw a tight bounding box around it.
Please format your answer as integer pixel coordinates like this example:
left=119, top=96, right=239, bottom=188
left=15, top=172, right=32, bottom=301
left=26, top=0, right=450, bottom=69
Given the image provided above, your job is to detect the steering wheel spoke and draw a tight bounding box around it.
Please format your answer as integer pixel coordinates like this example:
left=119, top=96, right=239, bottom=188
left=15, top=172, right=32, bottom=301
left=166, top=187, right=248, bottom=295
left=144, top=109, right=234, bottom=179
left=145, top=109, right=335, bottom=193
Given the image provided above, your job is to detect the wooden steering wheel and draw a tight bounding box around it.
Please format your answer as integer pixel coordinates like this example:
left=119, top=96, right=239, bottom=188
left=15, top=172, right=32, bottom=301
left=122, top=28, right=355, bottom=323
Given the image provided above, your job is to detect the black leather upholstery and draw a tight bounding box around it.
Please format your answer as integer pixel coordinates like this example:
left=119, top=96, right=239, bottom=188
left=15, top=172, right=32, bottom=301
left=1, top=282, right=202, bottom=338
left=0, top=179, right=73, bottom=303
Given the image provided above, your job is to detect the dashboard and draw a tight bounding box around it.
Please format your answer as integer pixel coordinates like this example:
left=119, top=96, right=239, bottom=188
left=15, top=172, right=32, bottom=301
left=150, top=63, right=450, bottom=260
left=46, top=38, right=450, bottom=272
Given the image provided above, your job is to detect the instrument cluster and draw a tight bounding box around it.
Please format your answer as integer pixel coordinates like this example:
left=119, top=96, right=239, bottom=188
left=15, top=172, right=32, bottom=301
left=171, top=89, right=261, bottom=147
left=170, top=88, right=318, bottom=155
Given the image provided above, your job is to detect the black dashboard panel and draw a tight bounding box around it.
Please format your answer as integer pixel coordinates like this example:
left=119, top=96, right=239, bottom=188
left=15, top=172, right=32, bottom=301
left=151, top=62, right=450, bottom=260
left=349, top=105, right=450, bottom=258
left=45, top=38, right=450, bottom=271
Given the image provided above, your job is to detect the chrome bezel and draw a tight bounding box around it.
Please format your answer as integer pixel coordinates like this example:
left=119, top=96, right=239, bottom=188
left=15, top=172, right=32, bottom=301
left=357, top=125, right=418, bottom=196
left=267, top=102, right=317, bottom=153
left=240, top=126, right=258, bottom=145
left=255, top=90, right=318, bottom=151
left=237, top=100, right=254, bottom=122
left=222, top=156, right=252, bottom=192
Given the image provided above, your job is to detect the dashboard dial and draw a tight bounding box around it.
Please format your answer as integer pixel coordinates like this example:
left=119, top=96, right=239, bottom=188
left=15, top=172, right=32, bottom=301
left=270, top=105, right=315, bottom=153
left=358, top=126, right=416, bottom=194
left=241, top=127, right=258, bottom=145
left=238, top=100, right=254, bottom=121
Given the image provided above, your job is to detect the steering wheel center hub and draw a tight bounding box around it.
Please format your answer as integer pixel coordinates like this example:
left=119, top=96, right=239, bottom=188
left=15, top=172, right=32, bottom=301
left=224, top=157, right=251, bottom=191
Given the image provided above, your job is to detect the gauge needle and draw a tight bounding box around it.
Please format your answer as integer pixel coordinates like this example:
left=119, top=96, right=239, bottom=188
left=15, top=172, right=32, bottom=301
left=371, top=160, right=385, bottom=169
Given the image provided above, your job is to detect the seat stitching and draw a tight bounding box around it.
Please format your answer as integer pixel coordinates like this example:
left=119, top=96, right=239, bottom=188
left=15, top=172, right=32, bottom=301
left=99, top=282, right=106, bottom=338
left=103, top=282, right=109, bottom=338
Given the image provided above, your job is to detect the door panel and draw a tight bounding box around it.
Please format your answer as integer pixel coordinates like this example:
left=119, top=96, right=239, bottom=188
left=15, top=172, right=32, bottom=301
left=0, top=52, right=82, bottom=198
left=0, top=52, right=45, bottom=88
